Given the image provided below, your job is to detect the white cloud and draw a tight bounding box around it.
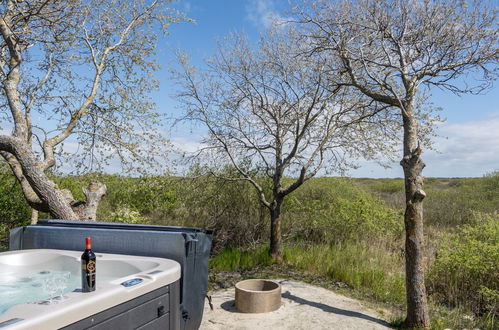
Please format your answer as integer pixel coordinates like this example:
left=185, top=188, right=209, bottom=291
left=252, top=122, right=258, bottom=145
left=245, top=0, right=289, bottom=29
left=423, top=114, right=499, bottom=177
left=170, top=136, right=203, bottom=154
left=350, top=114, right=499, bottom=178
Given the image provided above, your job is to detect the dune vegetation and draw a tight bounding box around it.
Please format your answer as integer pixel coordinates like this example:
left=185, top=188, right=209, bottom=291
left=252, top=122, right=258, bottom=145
left=0, top=168, right=497, bottom=329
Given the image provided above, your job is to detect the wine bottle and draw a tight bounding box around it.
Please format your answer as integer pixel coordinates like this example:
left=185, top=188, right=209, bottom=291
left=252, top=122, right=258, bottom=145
left=81, top=237, right=96, bottom=292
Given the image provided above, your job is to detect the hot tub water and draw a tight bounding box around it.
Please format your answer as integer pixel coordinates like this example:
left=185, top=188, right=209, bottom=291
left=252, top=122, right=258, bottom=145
left=0, top=269, right=75, bottom=314
left=0, top=269, right=121, bottom=315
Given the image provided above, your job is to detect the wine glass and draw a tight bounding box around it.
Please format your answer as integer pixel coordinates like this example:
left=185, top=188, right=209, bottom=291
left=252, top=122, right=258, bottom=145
left=54, top=271, right=71, bottom=301
left=41, top=273, right=58, bottom=304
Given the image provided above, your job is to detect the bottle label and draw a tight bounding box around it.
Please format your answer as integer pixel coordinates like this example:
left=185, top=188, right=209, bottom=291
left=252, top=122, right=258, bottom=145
left=86, top=260, right=96, bottom=273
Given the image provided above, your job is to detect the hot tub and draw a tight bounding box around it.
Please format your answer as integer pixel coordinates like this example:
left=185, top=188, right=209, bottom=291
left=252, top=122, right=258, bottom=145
left=0, top=249, right=181, bottom=329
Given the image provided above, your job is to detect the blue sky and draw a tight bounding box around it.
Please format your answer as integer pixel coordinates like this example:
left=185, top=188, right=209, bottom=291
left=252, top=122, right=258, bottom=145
left=153, top=0, right=498, bottom=178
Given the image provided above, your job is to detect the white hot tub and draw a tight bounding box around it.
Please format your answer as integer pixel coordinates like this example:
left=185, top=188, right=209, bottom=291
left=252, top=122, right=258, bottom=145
left=0, top=249, right=181, bottom=329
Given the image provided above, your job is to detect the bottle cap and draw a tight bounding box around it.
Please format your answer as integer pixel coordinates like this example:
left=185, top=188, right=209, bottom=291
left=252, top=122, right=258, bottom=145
left=85, top=237, right=92, bottom=249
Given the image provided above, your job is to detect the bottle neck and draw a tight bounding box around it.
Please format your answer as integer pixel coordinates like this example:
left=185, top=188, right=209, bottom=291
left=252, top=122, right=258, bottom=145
left=85, top=237, right=92, bottom=250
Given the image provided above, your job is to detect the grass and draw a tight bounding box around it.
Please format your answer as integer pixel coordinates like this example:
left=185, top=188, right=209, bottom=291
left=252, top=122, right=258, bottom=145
left=389, top=303, right=496, bottom=330
left=282, top=241, right=406, bottom=305
left=210, top=246, right=275, bottom=272
left=210, top=240, right=406, bottom=306
left=428, top=303, right=497, bottom=330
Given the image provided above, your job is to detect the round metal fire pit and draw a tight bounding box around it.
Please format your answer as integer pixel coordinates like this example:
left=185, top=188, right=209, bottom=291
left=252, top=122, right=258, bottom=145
left=235, top=279, right=281, bottom=313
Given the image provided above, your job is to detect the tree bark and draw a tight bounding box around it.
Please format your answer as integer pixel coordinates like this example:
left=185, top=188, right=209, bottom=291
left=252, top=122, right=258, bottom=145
left=1, top=136, right=107, bottom=220
left=1, top=151, right=47, bottom=210
left=30, top=209, right=39, bottom=225
left=72, top=181, right=107, bottom=221
left=400, top=103, right=430, bottom=329
left=269, top=198, right=283, bottom=260
left=0, top=135, right=78, bottom=219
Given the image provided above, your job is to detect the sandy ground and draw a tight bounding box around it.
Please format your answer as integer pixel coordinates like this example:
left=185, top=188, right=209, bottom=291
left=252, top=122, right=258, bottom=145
left=200, top=279, right=392, bottom=330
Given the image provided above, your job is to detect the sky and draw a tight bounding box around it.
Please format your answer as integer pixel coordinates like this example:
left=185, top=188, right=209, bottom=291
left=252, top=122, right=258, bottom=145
left=0, top=1, right=495, bottom=180
left=144, top=1, right=499, bottom=178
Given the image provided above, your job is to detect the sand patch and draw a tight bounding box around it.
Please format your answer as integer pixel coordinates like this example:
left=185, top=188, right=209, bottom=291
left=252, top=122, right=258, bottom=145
left=200, top=279, right=392, bottom=330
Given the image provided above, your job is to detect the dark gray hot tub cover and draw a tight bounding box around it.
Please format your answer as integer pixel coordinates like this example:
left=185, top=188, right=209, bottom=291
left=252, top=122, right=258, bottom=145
left=9, top=220, right=212, bottom=330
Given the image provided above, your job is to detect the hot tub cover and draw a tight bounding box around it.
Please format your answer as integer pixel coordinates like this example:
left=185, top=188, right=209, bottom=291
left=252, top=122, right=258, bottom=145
left=9, top=220, right=213, bottom=330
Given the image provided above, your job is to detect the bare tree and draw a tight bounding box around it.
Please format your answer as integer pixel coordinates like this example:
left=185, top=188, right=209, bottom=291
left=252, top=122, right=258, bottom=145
left=0, top=0, right=187, bottom=220
left=174, top=30, right=398, bottom=258
left=297, top=0, right=498, bottom=327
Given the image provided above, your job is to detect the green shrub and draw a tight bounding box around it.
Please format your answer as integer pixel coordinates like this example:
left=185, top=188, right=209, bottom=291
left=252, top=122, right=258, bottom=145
left=50, top=172, right=269, bottom=252
left=284, top=178, right=403, bottom=244
left=55, top=174, right=180, bottom=221
left=428, top=211, right=499, bottom=318
left=424, top=303, right=495, bottom=330
left=103, top=175, right=179, bottom=217
left=170, top=175, right=267, bottom=252
left=0, top=223, right=10, bottom=252
left=108, top=205, right=148, bottom=224
left=0, top=168, right=30, bottom=251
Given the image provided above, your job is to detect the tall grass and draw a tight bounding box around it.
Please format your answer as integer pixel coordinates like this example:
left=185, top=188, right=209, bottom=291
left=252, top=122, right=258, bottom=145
left=424, top=176, right=499, bottom=228
left=357, top=173, right=499, bottom=229
left=210, top=246, right=274, bottom=272
left=283, top=241, right=406, bottom=304
left=210, top=241, right=406, bottom=304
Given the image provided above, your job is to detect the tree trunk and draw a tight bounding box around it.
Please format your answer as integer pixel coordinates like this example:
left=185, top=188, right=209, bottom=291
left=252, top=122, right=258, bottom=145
left=73, top=181, right=107, bottom=221
left=400, top=105, right=430, bottom=329
left=0, top=135, right=106, bottom=221
left=269, top=198, right=283, bottom=260
left=0, top=136, right=78, bottom=219
left=30, top=208, right=39, bottom=224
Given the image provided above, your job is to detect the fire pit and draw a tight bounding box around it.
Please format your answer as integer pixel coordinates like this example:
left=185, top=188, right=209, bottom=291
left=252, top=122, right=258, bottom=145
left=235, top=279, right=281, bottom=313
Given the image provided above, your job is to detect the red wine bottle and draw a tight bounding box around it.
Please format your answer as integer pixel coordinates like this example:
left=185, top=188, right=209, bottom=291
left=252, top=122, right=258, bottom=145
left=81, top=237, right=96, bottom=292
